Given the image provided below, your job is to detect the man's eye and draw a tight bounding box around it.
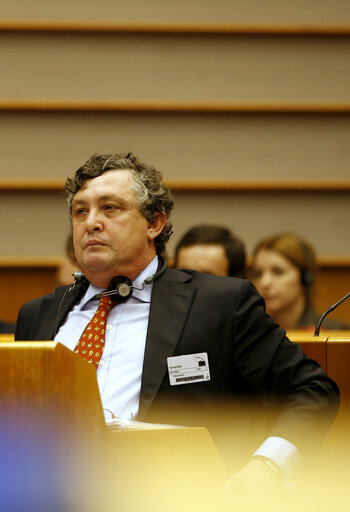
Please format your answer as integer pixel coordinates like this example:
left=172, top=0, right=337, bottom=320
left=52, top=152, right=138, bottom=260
left=104, top=204, right=118, bottom=211
left=74, top=208, right=87, bottom=216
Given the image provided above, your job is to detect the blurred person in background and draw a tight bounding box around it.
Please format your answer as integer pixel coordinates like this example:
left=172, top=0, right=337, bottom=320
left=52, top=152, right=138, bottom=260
left=174, top=224, right=246, bottom=278
left=250, top=232, right=348, bottom=331
left=0, top=319, right=15, bottom=334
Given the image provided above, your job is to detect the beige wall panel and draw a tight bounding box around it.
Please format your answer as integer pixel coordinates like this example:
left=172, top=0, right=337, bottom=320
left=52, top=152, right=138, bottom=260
left=1, top=0, right=350, bottom=24
left=0, top=112, right=349, bottom=181
left=0, top=191, right=70, bottom=257
left=1, top=33, right=350, bottom=103
left=169, top=190, right=350, bottom=259
left=0, top=189, right=349, bottom=259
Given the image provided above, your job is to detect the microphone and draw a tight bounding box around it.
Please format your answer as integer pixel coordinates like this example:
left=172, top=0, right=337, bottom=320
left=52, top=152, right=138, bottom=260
left=314, top=292, right=350, bottom=336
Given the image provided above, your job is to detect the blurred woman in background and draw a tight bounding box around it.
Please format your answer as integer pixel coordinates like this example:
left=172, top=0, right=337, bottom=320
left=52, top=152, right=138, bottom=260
left=250, top=232, right=348, bottom=331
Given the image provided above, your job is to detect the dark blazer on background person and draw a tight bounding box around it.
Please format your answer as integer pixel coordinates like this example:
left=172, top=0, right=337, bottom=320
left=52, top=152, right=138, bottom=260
left=15, top=267, right=339, bottom=469
left=298, top=304, right=349, bottom=331
left=0, top=321, right=15, bottom=333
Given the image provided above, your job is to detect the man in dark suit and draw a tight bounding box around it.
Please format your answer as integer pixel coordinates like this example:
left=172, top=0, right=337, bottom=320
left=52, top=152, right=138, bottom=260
left=15, top=152, right=339, bottom=492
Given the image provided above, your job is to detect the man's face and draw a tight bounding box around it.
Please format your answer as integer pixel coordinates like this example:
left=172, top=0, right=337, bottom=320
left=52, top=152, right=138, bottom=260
left=176, top=244, right=229, bottom=276
left=72, top=169, right=164, bottom=287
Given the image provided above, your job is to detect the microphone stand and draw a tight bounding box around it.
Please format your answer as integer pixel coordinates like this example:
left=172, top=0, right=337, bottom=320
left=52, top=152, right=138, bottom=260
left=314, top=292, right=350, bottom=336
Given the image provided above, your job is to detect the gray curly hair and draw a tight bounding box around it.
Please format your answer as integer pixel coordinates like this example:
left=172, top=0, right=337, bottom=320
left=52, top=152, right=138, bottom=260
left=65, top=152, right=174, bottom=254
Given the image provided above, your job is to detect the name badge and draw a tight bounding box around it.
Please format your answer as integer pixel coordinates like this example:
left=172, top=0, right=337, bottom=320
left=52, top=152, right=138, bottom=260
left=167, top=352, right=210, bottom=386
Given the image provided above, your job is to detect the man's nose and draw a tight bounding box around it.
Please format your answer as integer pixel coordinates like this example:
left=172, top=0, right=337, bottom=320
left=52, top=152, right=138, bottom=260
left=85, top=210, right=103, bottom=231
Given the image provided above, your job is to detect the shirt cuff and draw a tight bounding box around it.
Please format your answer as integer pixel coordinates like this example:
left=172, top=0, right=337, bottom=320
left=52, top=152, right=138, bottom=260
left=252, top=436, right=301, bottom=486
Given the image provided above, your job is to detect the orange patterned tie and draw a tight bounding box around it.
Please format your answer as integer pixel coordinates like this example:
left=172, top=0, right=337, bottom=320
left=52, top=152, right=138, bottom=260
left=74, top=295, right=116, bottom=369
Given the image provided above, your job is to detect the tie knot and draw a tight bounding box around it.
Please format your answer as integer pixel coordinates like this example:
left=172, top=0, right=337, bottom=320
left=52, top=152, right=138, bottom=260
left=98, top=295, right=116, bottom=311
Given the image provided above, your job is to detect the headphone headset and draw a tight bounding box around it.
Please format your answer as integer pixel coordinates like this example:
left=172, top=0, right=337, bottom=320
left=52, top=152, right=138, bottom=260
left=299, top=243, right=315, bottom=288
left=70, top=256, right=167, bottom=303
left=301, top=269, right=314, bottom=288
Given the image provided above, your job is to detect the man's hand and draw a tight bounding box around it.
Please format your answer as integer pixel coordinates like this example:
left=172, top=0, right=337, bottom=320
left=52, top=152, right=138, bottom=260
left=224, top=458, right=283, bottom=497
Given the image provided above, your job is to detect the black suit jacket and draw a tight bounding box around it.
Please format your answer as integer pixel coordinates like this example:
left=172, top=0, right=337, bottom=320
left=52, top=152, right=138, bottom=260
left=15, top=268, right=339, bottom=468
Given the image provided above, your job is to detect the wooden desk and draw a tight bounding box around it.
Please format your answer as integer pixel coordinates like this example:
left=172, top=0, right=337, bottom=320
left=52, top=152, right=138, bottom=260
left=0, top=341, right=225, bottom=512
left=0, top=333, right=14, bottom=342
left=289, top=333, right=328, bottom=373
left=289, top=332, right=350, bottom=466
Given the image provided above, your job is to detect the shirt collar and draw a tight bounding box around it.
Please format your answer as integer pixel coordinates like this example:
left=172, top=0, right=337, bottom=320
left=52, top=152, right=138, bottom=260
left=79, top=255, right=159, bottom=309
left=131, top=255, right=158, bottom=302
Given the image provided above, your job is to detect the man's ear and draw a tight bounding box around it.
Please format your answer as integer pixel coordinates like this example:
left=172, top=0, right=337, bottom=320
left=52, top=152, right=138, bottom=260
left=147, top=212, right=167, bottom=241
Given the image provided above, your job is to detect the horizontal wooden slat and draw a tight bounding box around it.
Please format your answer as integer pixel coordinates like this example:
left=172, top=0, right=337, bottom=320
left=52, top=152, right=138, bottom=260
left=1, top=256, right=349, bottom=269
left=168, top=181, right=350, bottom=192
left=248, top=258, right=350, bottom=268
left=0, top=179, right=349, bottom=192
left=1, top=100, right=350, bottom=113
left=0, top=180, right=65, bottom=191
left=0, top=257, right=63, bottom=267
left=315, top=258, right=350, bottom=267
left=0, top=20, right=350, bottom=35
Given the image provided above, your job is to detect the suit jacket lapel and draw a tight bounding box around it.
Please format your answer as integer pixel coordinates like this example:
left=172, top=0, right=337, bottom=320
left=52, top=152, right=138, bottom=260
left=34, top=285, right=84, bottom=340
left=138, top=270, right=194, bottom=419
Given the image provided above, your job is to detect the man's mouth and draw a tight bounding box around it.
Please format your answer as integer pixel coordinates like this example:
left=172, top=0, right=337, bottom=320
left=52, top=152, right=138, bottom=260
left=85, top=240, right=106, bottom=248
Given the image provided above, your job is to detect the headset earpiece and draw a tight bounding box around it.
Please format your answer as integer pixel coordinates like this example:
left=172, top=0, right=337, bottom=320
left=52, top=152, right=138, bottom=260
left=299, top=241, right=315, bottom=288
left=70, top=272, right=90, bottom=292
left=301, top=269, right=314, bottom=288
left=107, top=276, right=133, bottom=302
left=81, top=256, right=167, bottom=301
